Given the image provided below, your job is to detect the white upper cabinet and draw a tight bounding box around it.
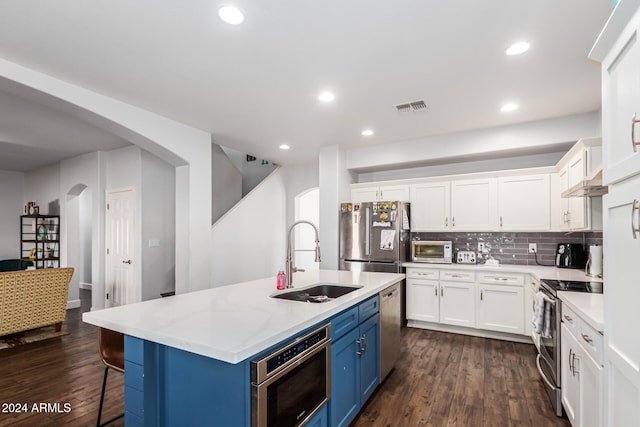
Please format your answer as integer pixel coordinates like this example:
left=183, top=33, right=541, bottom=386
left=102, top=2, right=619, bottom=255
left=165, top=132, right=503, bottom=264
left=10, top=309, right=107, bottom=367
left=351, top=183, right=410, bottom=202
left=497, top=174, right=550, bottom=231
left=450, top=178, right=498, bottom=231
left=409, top=181, right=451, bottom=231
left=554, top=138, right=603, bottom=231
left=598, top=9, right=640, bottom=185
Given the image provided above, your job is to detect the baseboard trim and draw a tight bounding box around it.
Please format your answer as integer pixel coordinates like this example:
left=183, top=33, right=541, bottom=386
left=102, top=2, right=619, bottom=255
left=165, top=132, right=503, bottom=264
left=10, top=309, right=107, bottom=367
left=66, top=299, right=81, bottom=310
left=406, top=320, right=533, bottom=344
left=79, top=282, right=92, bottom=290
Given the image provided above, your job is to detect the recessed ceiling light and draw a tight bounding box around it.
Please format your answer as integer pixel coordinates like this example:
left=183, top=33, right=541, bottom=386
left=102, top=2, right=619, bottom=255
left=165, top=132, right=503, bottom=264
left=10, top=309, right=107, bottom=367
left=506, top=42, right=530, bottom=56
left=218, top=6, right=244, bottom=25
left=318, top=92, right=335, bottom=102
left=500, top=102, right=519, bottom=112
left=361, top=129, right=374, bottom=136
left=279, top=144, right=290, bottom=150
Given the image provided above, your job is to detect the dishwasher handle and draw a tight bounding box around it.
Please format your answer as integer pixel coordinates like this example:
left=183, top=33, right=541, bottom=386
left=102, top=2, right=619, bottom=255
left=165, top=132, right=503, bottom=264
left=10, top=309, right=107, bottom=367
left=381, top=285, right=399, bottom=300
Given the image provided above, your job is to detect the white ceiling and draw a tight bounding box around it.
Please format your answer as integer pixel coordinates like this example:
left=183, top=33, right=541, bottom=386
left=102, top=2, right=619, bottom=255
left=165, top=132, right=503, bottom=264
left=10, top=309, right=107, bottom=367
left=0, top=1, right=612, bottom=171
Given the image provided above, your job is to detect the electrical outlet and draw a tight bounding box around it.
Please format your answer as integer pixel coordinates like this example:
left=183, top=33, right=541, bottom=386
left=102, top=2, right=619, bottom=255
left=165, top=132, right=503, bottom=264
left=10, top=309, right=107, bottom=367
left=529, top=243, right=537, bottom=254
left=478, top=242, right=485, bottom=253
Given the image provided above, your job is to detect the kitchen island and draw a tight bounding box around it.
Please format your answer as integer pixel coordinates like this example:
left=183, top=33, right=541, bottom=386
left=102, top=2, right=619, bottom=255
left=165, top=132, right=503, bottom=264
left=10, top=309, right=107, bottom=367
left=83, top=269, right=403, bottom=426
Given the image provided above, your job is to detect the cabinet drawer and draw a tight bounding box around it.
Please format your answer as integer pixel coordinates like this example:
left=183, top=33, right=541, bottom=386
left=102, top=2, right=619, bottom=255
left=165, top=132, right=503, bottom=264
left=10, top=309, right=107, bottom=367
left=331, top=306, right=359, bottom=341
left=359, top=295, right=379, bottom=322
left=561, top=305, right=579, bottom=337
left=440, top=270, right=475, bottom=282
left=578, top=320, right=604, bottom=366
left=406, top=268, right=439, bottom=280
left=477, top=272, right=524, bottom=286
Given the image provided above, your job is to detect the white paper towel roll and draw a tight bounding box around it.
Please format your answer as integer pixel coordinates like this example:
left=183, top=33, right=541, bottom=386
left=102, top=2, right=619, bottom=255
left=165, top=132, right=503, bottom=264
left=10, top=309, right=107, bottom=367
left=588, top=245, right=603, bottom=277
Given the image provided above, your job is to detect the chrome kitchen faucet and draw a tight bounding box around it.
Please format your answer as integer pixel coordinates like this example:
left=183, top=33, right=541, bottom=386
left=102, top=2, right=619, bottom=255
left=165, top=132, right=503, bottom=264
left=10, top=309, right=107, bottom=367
left=285, top=220, right=321, bottom=288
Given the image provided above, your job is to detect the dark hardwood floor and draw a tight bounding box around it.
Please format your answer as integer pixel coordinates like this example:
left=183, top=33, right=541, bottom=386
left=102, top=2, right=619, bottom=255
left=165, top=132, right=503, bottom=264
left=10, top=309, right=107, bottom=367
left=0, top=289, right=123, bottom=427
left=353, top=328, right=571, bottom=427
left=1, top=290, right=568, bottom=426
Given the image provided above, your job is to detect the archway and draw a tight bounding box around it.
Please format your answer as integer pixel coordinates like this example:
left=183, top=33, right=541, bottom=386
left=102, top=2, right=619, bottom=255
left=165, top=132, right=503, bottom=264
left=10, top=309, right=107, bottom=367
left=66, top=183, right=92, bottom=307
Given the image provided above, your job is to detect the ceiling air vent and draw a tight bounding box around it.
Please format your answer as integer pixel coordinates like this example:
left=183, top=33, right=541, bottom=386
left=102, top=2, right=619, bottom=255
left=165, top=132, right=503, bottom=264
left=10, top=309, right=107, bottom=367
left=395, top=100, right=427, bottom=113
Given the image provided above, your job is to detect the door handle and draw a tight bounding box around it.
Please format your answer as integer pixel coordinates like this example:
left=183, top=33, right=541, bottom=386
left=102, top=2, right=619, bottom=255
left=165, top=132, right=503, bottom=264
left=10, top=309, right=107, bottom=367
left=122, top=259, right=132, bottom=264
left=632, top=112, right=640, bottom=153
left=632, top=199, right=639, bottom=240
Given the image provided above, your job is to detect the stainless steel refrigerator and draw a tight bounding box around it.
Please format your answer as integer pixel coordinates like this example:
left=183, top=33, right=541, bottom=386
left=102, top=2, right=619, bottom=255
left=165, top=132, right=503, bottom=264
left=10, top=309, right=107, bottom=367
left=339, top=201, right=410, bottom=273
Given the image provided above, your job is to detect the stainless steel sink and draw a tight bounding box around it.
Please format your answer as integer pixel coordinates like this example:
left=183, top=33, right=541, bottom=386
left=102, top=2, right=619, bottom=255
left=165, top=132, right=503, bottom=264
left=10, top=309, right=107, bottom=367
left=271, top=283, right=362, bottom=303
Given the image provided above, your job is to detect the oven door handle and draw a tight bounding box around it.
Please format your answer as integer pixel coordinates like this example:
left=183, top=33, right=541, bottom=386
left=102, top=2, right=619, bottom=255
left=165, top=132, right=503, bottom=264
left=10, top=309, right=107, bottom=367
left=536, top=354, right=557, bottom=391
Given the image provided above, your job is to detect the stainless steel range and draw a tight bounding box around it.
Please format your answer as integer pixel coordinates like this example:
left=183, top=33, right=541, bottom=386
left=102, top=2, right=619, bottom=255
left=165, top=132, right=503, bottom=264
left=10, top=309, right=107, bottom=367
left=534, top=278, right=603, bottom=417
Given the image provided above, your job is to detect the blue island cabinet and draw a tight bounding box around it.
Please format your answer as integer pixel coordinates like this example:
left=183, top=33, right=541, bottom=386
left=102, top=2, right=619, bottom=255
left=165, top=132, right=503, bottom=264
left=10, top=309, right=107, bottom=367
left=123, top=335, right=251, bottom=426
left=330, top=296, right=380, bottom=427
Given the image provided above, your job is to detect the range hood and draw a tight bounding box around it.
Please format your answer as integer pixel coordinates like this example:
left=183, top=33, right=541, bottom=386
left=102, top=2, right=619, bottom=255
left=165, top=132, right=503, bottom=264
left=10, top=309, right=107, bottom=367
left=561, top=168, right=608, bottom=198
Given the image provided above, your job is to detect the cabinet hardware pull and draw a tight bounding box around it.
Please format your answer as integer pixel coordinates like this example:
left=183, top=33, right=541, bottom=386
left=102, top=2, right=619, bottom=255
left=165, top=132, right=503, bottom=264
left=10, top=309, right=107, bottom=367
left=563, top=315, right=573, bottom=323
left=435, top=287, right=438, bottom=296
left=569, top=348, right=574, bottom=375
left=441, top=287, right=444, bottom=297
left=581, top=333, right=593, bottom=345
left=632, top=112, right=640, bottom=153
left=493, top=277, right=509, bottom=281
left=356, top=338, right=362, bottom=356
left=452, top=217, right=455, bottom=227
left=445, top=217, right=448, bottom=227
left=480, top=290, right=483, bottom=301
left=632, top=199, right=640, bottom=240
left=361, top=334, right=367, bottom=353
left=500, top=216, right=503, bottom=228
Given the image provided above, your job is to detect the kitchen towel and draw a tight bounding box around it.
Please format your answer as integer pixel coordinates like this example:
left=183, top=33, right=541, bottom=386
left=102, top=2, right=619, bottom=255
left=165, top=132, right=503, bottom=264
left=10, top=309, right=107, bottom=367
left=532, top=291, right=545, bottom=334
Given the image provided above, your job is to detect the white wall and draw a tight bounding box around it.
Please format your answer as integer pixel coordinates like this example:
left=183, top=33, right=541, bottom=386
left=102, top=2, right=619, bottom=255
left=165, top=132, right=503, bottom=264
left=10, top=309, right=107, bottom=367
left=0, top=169, right=24, bottom=259
left=211, top=168, right=286, bottom=287
left=0, top=58, right=211, bottom=296
left=346, top=112, right=600, bottom=172
left=357, top=151, right=568, bottom=183
left=78, top=189, right=92, bottom=285
left=212, top=143, right=242, bottom=224
left=23, top=163, right=61, bottom=215
left=283, top=162, right=320, bottom=228
left=319, top=146, right=354, bottom=270
left=141, top=150, right=175, bottom=300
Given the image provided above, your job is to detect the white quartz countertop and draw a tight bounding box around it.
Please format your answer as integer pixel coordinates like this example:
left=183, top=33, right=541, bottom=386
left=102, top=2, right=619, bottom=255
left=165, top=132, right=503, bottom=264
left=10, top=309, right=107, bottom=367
left=83, top=270, right=403, bottom=364
left=558, top=292, right=604, bottom=333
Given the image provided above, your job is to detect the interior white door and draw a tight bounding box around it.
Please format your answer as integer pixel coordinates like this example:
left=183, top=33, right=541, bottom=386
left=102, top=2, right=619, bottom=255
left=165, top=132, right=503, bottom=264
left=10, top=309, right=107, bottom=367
left=105, top=189, right=138, bottom=307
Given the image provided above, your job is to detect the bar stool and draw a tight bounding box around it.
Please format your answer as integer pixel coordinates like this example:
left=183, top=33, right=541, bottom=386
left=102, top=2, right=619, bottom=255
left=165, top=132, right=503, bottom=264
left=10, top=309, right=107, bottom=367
left=96, top=327, right=125, bottom=427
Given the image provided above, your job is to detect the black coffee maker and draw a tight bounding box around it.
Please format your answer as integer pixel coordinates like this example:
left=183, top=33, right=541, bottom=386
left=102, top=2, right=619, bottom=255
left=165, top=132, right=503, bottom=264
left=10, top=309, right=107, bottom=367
left=555, top=243, right=587, bottom=269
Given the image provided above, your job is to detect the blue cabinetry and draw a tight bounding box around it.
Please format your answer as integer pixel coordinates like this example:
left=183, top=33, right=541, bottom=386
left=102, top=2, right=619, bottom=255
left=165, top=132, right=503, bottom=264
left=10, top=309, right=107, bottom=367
left=330, top=296, right=380, bottom=427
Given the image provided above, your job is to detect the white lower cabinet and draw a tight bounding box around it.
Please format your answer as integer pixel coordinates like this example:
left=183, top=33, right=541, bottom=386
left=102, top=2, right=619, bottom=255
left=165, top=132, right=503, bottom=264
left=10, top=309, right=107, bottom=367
left=439, top=281, right=475, bottom=328
left=406, top=268, right=475, bottom=328
left=477, top=272, right=525, bottom=335
left=560, top=307, right=604, bottom=427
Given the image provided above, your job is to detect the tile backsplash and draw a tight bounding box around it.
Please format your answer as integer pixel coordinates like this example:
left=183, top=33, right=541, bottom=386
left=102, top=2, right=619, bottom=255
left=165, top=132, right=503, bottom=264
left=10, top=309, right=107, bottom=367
left=412, top=231, right=603, bottom=266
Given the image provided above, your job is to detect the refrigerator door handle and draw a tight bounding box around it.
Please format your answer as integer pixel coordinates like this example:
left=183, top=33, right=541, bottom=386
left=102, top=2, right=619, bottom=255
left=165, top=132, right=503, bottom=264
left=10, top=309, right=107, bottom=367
left=365, top=207, right=371, bottom=255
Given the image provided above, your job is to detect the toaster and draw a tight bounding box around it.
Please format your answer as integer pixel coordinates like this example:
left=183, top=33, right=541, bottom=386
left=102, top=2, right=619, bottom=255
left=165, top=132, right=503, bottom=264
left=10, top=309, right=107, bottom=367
left=456, top=251, right=476, bottom=264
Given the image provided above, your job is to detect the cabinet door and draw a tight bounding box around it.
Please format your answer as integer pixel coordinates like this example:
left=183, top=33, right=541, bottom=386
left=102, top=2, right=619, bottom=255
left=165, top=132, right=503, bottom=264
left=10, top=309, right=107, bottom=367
left=439, top=281, right=476, bottom=328
left=450, top=178, right=497, bottom=231
left=568, top=152, right=588, bottom=230
left=603, top=176, right=640, bottom=426
left=379, top=184, right=410, bottom=202
left=406, top=279, right=439, bottom=322
left=558, top=166, right=571, bottom=230
left=561, top=324, right=580, bottom=427
left=351, top=186, right=380, bottom=203
left=478, top=284, right=524, bottom=334
left=330, top=328, right=360, bottom=427
left=359, top=313, right=380, bottom=404
left=410, top=182, right=450, bottom=231
left=497, top=175, right=550, bottom=231
left=580, top=350, right=604, bottom=427
left=601, top=10, right=640, bottom=185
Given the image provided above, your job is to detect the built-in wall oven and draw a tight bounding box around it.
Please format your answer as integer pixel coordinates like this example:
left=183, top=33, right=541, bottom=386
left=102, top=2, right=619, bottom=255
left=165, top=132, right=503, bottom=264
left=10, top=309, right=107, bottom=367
left=251, top=324, right=331, bottom=427
left=534, top=279, right=603, bottom=418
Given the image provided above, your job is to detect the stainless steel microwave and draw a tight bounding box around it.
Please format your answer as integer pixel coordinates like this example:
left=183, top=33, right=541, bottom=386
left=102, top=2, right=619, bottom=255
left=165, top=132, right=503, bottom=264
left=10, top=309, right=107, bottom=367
left=411, top=240, right=453, bottom=263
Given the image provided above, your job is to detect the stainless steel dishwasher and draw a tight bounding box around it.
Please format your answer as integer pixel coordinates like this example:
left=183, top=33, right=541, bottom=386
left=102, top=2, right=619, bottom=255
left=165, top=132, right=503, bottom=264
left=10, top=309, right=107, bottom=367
left=379, top=282, right=401, bottom=381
